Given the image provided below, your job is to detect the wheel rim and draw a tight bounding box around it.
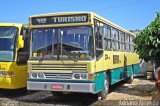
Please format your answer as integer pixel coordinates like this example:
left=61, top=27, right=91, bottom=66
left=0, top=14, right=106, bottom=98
left=131, top=73, right=133, bottom=80
left=104, top=79, right=109, bottom=93
left=131, top=68, right=134, bottom=80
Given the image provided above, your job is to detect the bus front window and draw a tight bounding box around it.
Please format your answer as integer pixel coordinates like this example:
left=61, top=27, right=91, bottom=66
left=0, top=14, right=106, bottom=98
left=0, top=27, right=18, bottom=61
left=31, top=26, right=94, bottom=60
left=59, top=26, right=93, bottom=60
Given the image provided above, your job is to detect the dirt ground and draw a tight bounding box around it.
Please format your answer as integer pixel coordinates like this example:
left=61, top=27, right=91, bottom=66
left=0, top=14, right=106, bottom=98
left=93, top=77, right=159, bottom=106
left=0, top=77, right=159, bottom=106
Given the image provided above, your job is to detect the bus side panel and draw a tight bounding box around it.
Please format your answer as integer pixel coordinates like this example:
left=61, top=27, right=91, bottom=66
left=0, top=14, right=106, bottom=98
left=110, top=68, right=124, bottom=85
left=110, top=66, right=133, bottom=85
left=94, top=71, right=106, bottom=94
left=127, top=66, right=132, bottom=77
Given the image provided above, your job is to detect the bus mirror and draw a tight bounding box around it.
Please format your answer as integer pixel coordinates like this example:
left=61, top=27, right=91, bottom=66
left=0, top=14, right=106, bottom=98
left=18, top=35, right=24, bottom=48
left=17, top=52, right=29, bottom=65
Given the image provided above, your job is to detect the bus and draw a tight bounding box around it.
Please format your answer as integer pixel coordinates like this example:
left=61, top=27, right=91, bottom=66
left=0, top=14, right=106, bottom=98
left=27, top=12, right=140, bottom=99
left=0, top=23, right=29, bottom=89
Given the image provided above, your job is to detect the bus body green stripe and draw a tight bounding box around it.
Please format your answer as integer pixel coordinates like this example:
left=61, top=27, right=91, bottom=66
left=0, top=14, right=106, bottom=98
left=93, top=71, right=106, bottom=93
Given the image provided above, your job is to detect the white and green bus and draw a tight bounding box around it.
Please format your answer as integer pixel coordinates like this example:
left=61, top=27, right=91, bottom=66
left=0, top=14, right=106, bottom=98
left=27, top=12, right=140, bottom=99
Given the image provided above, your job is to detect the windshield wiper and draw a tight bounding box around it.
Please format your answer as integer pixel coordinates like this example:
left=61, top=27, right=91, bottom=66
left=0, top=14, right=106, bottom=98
left=61, top=47, right=78, bottom=62
left=39, top=55, right=45, bottom=63
left=38, top=51, right=48, bottom=63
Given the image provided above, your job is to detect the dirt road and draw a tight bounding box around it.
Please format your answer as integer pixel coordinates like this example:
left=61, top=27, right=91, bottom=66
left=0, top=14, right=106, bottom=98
left=0, top=78, right=159, bottom=106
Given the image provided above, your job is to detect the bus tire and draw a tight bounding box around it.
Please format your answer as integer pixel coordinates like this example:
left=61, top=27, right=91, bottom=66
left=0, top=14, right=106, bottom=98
left=97, top=75, right=109, bottom=100
left=126, top=68, right=134, bottom=84
left=51, top=91, right=63, bottom=96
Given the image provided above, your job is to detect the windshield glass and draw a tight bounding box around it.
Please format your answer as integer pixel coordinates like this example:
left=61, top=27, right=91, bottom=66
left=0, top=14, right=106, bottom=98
left=0, top=26, right=18, bottom=61
left=31, top=26, right=94, bottom=60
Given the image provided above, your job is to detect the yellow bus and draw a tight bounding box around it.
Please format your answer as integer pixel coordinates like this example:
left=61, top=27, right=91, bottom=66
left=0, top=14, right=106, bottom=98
left=0, top=23, right=29, bottom=89
left=27, top=12, right=140, bottom=99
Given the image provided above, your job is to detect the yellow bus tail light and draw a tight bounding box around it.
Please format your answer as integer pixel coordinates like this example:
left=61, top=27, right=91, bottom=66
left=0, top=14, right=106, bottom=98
left=89, top=74, right=94, bottom=80
left=0, top=71, right=14, bottom=77
left=8, top=71, right=13, bottom=77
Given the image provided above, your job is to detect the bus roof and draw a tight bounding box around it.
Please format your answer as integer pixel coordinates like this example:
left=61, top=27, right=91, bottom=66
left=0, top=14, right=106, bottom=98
left=29, top=12, right=135, bottom=37
left=0, top=23, right=23, bottom=27
left=29, top=11, right=91, bottom=17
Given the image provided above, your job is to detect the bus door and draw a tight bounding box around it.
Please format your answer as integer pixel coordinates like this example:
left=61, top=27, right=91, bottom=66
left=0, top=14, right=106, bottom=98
left=123, top=55, right=128, bottom=78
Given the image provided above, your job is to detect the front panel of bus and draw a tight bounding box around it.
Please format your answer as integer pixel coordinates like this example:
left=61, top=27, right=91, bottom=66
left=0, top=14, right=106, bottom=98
left=27, top=13, right=103, bottom=93
left=0, top=24, right=28, bottom=89
left=28, top=27, right=98, bottom=92
left=27, top=13, right=140, bottom=95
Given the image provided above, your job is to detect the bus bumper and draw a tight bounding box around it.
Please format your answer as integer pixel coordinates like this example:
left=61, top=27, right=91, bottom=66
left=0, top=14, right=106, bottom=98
left=0, top=77, right=12, bottom=89
left=0, top=77, right=26, bottom=89
left=27, top=81, right=95, bottom=93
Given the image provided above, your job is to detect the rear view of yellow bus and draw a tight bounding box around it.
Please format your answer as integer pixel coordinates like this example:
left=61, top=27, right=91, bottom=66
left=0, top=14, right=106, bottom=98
left=0, top=23, right=29, bottom=89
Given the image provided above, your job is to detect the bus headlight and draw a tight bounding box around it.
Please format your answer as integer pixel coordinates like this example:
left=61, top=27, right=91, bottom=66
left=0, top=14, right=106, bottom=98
left=0, top=72, right=2, bottom=76
left=31, top=73, right=38, bottom=78
left=37, top=73, right=44, bottom=78
left=2, top=72, right=8, bottom=76
left=31, top=72, right=45, bottom=79
left=0, top=71, right=14, bottom=77
left=74, top=74, right=80, bottom=79
left=81, top=73, right=88, bottom=79
left=72, top=73, right=88, bottom=80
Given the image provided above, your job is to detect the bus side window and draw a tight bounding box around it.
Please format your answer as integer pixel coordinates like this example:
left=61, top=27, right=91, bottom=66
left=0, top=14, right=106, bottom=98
left=120, top=31, right=125, bottom=51
left=104, top=25, right=112, bottom=50
left=112, top=28, right=119, bottom=50
left=125, top=34, right=130, bottom=51
left=130, top=35, right=134, bottom=52
left=94, top=20, right=103, bottom=59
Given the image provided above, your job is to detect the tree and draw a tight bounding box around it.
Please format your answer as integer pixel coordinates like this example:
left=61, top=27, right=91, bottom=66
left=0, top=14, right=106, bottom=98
left=133, top=12, right=160, bottom=66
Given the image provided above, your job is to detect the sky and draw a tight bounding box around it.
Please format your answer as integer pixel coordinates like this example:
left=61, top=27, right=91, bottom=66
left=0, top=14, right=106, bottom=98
left=0, top=0, right=159, bottom=30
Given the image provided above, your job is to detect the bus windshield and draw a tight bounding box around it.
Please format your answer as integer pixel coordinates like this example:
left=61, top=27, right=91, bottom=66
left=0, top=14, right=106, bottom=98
left=31, top=26, right=94, bottom=60
left=0, top=27, right=18, bottom=61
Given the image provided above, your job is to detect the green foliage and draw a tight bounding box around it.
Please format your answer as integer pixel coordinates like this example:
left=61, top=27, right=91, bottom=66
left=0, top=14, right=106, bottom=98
left=133, top=12, right=160, bottom=62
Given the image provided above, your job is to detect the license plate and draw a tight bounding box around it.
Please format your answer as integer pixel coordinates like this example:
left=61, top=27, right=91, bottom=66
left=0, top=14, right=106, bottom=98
left=51, top=84, right=63, bottom=89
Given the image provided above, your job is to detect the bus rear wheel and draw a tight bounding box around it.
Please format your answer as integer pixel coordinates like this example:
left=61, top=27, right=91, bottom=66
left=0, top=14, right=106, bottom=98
left=126, top=67, right=134, bottom=84
left=97, top=76, right=109, bottom=100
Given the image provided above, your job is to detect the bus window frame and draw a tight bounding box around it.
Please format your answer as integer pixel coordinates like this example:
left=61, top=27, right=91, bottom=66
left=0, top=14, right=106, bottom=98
left=104, top=24, right=112, bottom=51
left=29, top=26, right=94, bottom=61
left=125, top=34, right=130, bottom=52
left=94, top=19, right=104, bottom=60
left=111, top=28, right=119, bottom=51
left=129, top=35, right=134, bottom=52
left=119, top=31, right=125, bottom=51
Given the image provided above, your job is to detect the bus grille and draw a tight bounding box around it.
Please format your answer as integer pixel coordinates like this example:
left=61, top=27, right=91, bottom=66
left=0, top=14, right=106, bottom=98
left=31, top=64, right=87, bottom=80
left=44, top=73, right=72, bottom=79
left=31, top=64, right=87, bottom=71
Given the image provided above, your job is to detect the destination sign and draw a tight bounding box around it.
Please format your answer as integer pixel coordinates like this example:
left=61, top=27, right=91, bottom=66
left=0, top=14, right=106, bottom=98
left=31, top=14, right=88, bottom=25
